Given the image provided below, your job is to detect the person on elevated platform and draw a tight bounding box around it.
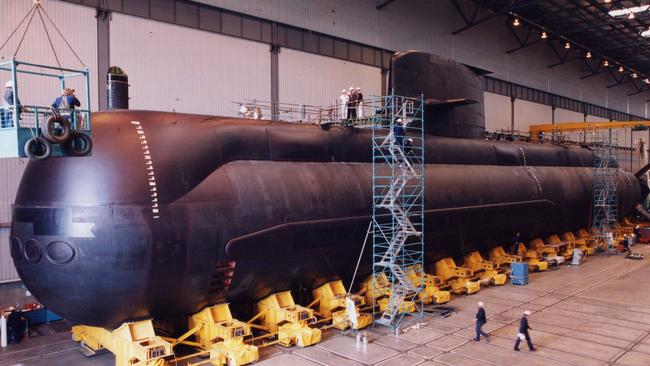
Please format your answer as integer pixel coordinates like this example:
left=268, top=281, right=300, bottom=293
left=355, top=87, right=363, bottom=118
left=52, top=88, right=81, bottom=127
left=347, top=86, right=357, bottom=120
left=2, top=81, right=22, bottom=127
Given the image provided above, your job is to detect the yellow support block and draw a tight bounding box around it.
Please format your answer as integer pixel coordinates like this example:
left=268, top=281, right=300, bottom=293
left=189, top=304, right=259, bottom=366
left=517, top=243, right=549, bottom=271
left=434, top=257, right=480, bottom=295
left=489, top=246, right=522, bottom=267
left=359, top=273, right=391, bottom=306
left=463, top=251, right=507, bottom=286
left=568, top=230, right=595, bottom=256
left=405, top=265, right=450, bottom=304
left=256, top=291, right=321, bottom=348
left=72, top=320, right=172, bottom=366
left=312, top=280, right=372, bottom=330
left=546, top=234, right=573, bottom=260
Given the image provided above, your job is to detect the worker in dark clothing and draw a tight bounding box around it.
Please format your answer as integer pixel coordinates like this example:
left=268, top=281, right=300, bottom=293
left=355, top=87, right=364, bottom=118
left=347, top=86, right=357, bottom=120
left=514, top=310, right=535, bottom=351
left=474, top=302, right=489, bottom=342
left=511, top=232, right=520, bottom=255
left=622, top=234, right=631, bottom=254
left=7, top=306, right=25, bottom=344
left=394, top=118, right=405, bottom=147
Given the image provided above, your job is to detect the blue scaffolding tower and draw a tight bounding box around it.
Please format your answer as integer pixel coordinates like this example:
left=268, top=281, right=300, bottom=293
left=371, top=91, right=425, bottom=329
left=591, top=129, right=619, bottom=252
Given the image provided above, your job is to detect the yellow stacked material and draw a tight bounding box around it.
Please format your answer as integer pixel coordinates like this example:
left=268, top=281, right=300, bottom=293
left=546, top=234, right=573, bottom=261
left=434, top=257, right=480, bottom=295
left=517, top=243, right=548, bottom=271
left=190, top=304, right=259, bottom=366
left=489, top=246, right=522, bottom=268
left=463, top=251, right=507, bottom=286
left=255, top=291, right=321, bottom=347
left=311, top=280, right=371, bottom=330
left=405, top=265, right=451, bottom=304
left=563, top=231, right=594, bottom=256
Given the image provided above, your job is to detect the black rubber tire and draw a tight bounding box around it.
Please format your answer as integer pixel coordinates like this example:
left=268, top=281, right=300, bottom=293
left=65, top=131, right=92, bottom=157
left=41, top=116, right=72, bottom=144
left=24, top=136, right=52, bottom=160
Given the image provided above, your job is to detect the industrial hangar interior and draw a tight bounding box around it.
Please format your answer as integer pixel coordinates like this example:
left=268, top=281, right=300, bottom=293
left=3, top=0, right=650, bottom=365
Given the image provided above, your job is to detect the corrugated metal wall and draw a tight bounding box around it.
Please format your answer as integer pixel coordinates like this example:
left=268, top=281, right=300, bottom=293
left=279, top=48, right=381, bottom=109
left=0, top=0, right=97, bottom=282
left=110, top=13, right=271, bottom=116
left=0, top=0, right=99, bottom=110
left=200, top=0, right=647, bottom=114
left=0, top=158, right=27, bottom=282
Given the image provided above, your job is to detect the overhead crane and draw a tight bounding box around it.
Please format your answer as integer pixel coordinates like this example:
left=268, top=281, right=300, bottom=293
left=529, top=120, right=650, bottom=142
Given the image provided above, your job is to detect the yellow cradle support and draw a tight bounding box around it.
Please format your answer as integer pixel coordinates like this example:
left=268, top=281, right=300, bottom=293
left=189, top=304, right=259, bottom=366
left=434, top=257, right=480, bottom=295
left=463, top=251, right=507, bottom=286
left=405, top=265, right=451, bottom=304
left=311, top=280, right=372, bottom=330
left=71, top=320, right=173, bottom=366
left=546, top=234, right=573, bottom=260
left=517, top=243, right=548, bottom=271
left=489, top=246, right=522, bottom=268
left=359, top=273, right=416, bottom=314
left=255, top=291, right=321, bottom=347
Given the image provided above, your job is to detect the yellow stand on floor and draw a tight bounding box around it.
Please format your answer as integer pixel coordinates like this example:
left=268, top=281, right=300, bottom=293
left=250, top=291, right=321, bottom=347
left=405, top=265, right=451, bottom=304
left=311, top=280, right=372, bottom=330
left=358, top=273, right=416, bottom=313
left=489, top=246, right=522, bottom=268
left=565, top=230, right=594, bottom=256
left=463, top=251, right=507, bottom=286
left=546, top=234, right=573, bottom=261
left=517, top=242, right=549, bottom=271
left=71, top=320, right=173, bottom=366
left=189, top=304, right=259, bottom=366
left=434, top=257, right=480, bottom=295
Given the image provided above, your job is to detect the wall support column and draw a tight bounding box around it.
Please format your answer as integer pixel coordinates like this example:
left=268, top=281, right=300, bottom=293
left=510, top=96, right=515, bottom=134
left=270, top=44, right=280, bottom=120
left=96, top=9, right=111, bottom=111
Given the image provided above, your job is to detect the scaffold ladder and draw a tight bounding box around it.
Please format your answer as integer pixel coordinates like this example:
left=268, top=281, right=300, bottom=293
left=371, top=92, right=425, bottom=329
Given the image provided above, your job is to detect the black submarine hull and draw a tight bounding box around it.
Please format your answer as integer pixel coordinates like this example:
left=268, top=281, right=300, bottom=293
left=10, top=111, right=643, bottom=327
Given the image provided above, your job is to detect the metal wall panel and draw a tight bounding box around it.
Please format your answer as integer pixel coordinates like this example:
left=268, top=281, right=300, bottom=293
left=0, top=0, right=99, bottom=111
left=110, top=13, right=271, bottom=116
left=278, top=48, right=381, bottom=109
left=195, top=0, right=642, bottom=115
left=0, top=158, right=27, bottom=283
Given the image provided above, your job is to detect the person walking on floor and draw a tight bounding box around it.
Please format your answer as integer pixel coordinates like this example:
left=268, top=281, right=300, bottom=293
left=474, top=301, right=490, bottom=342
left=514, top=310, right=536, bottom=351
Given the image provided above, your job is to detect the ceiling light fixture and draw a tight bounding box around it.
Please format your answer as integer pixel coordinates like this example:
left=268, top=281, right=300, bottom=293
left=541, top=31, right=548, bottom=39
left=513, top=18, right=520, bottom=27
left=564, top=42, right=571, bottom=49
left=609, top=5, right=649, bottom=18
left=644, top=78, right=650, bottom=84
left=603, top=60, right=609, bottom=67
left=619, top=66, right=625, bottom=72
left=642, top=27, right=650, bottom=37
left=586, top=51, right=592, bottom=58
left=632, top=73, right=638, bottom=78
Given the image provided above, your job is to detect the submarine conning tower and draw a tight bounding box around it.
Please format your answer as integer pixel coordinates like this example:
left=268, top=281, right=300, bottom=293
left=390, top=51, right=486, bottom=139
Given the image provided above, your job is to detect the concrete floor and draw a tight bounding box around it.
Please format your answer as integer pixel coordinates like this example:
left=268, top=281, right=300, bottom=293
left=2, top=245, right=650, bottom=366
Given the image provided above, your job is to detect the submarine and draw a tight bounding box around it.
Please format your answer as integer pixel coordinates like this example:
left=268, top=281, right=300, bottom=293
left=10, top=52, right=647, bottom=327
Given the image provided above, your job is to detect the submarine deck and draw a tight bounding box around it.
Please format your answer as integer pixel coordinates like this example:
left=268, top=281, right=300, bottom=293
left=2, top=245, right=650, bottom=366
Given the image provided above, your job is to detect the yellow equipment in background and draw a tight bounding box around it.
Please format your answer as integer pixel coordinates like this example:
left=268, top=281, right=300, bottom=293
left=562, top=231, right=593, bottom=256
left=574, top=229, right=596, bottom=255
left=489, top=246, right=522, bottom=268
left=546, top=234, right=573, bottom=260
left=529, top=238, right=559, bottom=259
left=406, top=265, right=451, bottom=304
left=358, top=273, right=416, bottom=314
left=250, top=291, right=321, bottom=347
left=517, top=243, right=549, bottom=271
left=434, top=257, right=480, bottom=294
left=72, top=320, right=173, bottom=366
left=311, top=280, right=372, bottom=330
left=188, top=304, right=259, bottom=366
left=463, top=251, right=507, bottom=286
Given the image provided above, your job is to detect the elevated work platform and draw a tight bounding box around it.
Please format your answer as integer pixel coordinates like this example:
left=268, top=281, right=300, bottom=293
left=0, top=59, right=92, bottom=159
